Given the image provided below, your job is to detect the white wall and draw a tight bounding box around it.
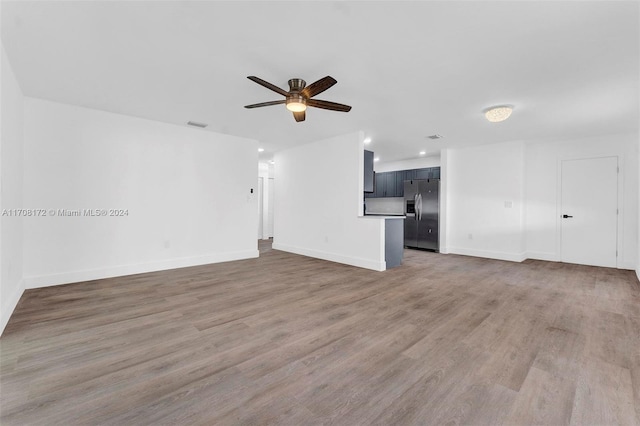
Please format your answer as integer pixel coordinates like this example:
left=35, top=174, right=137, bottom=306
left=0, top=43, right=25, bottom=334
left=23, top=98, right=259, bottom=288
left=442, top=134, right=638, bottom=268
left=273, top=131, right=386, bottom=271
left=375, top=156, right=440, bottom=173
left=637, top=2, right=640, bottom=281
left=444, top=141, right=526, bottom=261
left=525, top=133, right=638, bottom=269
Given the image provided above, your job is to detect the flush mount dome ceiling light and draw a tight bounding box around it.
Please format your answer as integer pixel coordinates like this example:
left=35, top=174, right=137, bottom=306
left=484, top=105, right=513, bottom=123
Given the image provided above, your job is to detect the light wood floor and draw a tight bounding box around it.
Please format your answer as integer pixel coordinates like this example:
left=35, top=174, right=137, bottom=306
left=1, top=241, right=639, bottom=425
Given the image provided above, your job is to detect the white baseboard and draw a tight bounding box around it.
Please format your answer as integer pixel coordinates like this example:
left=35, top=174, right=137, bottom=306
left=526, top=252, right=635, bottom=270
left=272, top=243, right=386, bottom=271
left=23, top=250, right=259, bottom=289
left=448, top=247, right=527, bottom=263
left=1, top=279, right=25, bottom=336
left=619, top=260, right=637, bottom=271
left=525, top=251, right=560, bottom=262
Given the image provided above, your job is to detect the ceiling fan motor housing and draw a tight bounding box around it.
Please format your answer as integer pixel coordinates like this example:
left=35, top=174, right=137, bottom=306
left=288, top=79, right=306, bottom=92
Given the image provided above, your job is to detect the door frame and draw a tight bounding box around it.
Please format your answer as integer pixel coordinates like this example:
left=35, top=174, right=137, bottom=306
left=555, top=155, right=622, bottom=268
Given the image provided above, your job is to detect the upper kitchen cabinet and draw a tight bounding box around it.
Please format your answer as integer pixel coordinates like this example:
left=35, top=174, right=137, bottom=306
left=364, top=150, right=374, bottom=193
left=367, top=167, right=440, bottom=198
left=414, top=168, right=430, bottom=180
left=370, top=172, right=404, bottom=198
left=394, top=172, right=405, bottom=197
left=411, top=167, right=441, bottom=181
left=373, top=172, right=389, bottom=197
left=386, top=172, right=399, bottom=197
left=369, top=172, right=397, bottom=198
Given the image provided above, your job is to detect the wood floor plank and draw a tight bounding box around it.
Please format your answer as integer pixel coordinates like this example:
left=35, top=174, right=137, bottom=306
left=503, top=366, right=576, bottom=425
left=570, top=357, right=638, bottom=425
left=1, top=240, right=639, bottom=425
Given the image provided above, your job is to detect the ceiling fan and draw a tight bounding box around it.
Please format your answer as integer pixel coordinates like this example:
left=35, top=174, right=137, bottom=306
left=244, top=76, right=352, bottom=122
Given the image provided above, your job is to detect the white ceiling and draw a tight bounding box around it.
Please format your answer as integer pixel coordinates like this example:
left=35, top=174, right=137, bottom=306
left=2, top=1, right=638, bottom=164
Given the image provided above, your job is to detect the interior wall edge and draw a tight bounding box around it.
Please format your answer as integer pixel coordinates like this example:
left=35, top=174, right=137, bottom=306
left=0, top=279, right=24, bottom=336
left=23, top=249, right=259, bottom=290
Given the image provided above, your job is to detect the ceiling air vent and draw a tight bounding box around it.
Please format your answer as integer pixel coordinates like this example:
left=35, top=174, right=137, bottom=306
left=427, top=134, right=442, bottom=140
left=187, top=121, right=208, bottom=128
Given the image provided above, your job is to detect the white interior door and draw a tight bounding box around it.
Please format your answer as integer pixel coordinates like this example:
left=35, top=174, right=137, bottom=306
left=560, top=156, right=618, bottom=268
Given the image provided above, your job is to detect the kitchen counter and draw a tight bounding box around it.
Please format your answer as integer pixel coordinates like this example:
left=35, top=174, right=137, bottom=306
left=358, top=215, right=404, bottom=268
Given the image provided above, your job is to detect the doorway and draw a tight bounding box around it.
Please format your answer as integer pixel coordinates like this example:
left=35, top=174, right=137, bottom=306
left=560, top=156, right=618, bottom=268
left=258, top=177, right=264, bottom=239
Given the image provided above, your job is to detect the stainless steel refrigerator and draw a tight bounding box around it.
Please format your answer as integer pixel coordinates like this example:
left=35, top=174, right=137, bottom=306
left=404, top=179, right=439, bottom=251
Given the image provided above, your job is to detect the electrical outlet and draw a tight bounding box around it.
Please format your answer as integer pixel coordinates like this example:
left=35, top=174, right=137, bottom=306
left=164, top=240, right=171, bottom=249
left=468, top=233, right=473, bottom=240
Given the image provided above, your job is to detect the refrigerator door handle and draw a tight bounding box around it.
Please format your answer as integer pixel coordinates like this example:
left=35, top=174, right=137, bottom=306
left=416, top=193, right=422, bottom=221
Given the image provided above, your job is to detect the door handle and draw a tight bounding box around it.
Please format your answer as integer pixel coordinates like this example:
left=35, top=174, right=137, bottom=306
left=562, top=214, right=573, bottom=218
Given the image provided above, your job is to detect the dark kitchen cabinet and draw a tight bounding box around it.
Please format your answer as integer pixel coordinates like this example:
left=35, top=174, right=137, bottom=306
left=364, top=150, right=374, bottom=193
left=367, top=167, right=441, bottom=198
left=373, top=172, right=384, bottom=197
left=373, top=172, right=397, bottom=197
left=383, top=172, right=396, bottom=197
left=414, top=168, right=430, bottom=180
left=394, top=172, right=405, bottom=197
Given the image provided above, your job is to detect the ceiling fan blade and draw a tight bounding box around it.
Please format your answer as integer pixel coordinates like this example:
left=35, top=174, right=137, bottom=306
left=301, top=76, right=337, bottom=98
left=244, top=100, right=286, bottom=109
left=247, top=76, right=289, bottom=97
left=293, top=110, right=305, bottom=122
left=307, top=99, right=352, bottom=112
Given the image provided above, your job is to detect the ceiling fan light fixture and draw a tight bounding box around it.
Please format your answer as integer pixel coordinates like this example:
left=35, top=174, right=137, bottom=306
left=245, top=75, right=350, bottom=122
left=286, top=96, right=307, bottom=112
left=484, top=105, right=513, bottom=122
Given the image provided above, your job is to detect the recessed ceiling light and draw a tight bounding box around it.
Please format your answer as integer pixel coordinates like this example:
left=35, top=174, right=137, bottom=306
left=484, top=105, right=513, bottom=122
left=364, top=137, right=372, bottom=144
left=426, top=134, right=442, bottom=140
left=269, top=160, right=275, bottom=164
left=374, top=157, right=380, bottom=162
left=258, top=148, right=264, bottom=152
left=419, top=151, right=426, bottom=155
